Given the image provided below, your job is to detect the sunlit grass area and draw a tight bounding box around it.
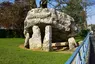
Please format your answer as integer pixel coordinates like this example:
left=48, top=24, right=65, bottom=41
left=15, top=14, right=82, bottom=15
left=0, top=38, right=71, bottom=64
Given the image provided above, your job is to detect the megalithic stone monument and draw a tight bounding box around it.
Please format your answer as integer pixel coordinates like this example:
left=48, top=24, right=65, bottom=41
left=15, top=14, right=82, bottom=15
left=43, top=25, right=52, bottom=51
left=24, top=8, right=76, bottom=51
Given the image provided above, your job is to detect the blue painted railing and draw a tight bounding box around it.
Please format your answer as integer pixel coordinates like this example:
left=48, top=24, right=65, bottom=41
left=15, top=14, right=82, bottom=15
left=65, top=32, right=90, bottom=64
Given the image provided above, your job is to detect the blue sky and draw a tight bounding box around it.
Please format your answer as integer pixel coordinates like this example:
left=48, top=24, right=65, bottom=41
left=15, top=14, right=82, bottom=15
left=0, top=0, right=95, bottom=24
left=87, top=5, right=95, bottom=24
left=0, top=0, right=14, bottom=3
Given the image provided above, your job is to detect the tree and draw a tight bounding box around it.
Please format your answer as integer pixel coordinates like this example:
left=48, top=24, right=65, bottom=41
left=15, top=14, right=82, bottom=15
left=28, top=0, right=37, bottom=9
left=0, top=1, right=30, bottom=37
left=40, top=0, right=47, bottom=8
left=0, top=1, right=13, bottom=28
left=51, top=0, right=87, bottom=29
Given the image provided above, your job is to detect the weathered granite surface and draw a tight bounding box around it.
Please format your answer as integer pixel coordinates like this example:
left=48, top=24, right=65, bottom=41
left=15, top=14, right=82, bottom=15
left=43, top=25, right=52, bottom=51
left=29, top=25, right=42, bottom=49
left=24, top=8, right=74, bottom=31
left=24, top=8, right=76, bottom=51
left=68, top=37, right=77, bottom=50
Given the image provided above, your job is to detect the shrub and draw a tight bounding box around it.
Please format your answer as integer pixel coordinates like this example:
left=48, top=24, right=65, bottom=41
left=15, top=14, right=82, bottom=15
left=75, top=29, right=89, bottom=42
left=0, top=29, right=24, bottom=38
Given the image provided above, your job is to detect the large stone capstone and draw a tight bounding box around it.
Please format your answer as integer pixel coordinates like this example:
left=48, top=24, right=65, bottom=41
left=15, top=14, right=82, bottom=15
left=24, top=8, right=74, bottom=31
left=24, top=8, right=76, bottom=51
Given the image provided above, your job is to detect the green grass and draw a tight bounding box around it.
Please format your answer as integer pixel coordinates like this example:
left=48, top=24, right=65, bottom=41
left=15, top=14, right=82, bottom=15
left=75, top=36, right=84, bottom=43
left=0, top=38, right=71, bottom=64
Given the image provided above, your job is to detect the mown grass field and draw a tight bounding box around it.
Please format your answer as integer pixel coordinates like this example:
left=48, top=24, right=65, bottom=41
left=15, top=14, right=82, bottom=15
left=0, top=38, right=71, bottom=64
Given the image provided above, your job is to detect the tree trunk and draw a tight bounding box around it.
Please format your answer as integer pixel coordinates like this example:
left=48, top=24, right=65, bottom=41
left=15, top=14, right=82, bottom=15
left=29, top=0, right=37, bottom=9
left=40, top=0, right=47, bottom=8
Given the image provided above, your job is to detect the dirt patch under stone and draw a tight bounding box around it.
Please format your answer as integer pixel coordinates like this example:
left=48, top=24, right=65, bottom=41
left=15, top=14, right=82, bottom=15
left=19, top=44, right=43, bottom=51
left=19, top=44, right=29, bottom=50
left=19, top=44, right=75, bottom=54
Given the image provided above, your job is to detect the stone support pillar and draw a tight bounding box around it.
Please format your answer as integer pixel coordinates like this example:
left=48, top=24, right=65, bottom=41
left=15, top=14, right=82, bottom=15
left=43, top=25, right=52, bottom=51
left=24, top=32, right=30, bottom=48
left=68, top=37, right=76, bottom=50
left=29, top=25, right=42, bottom=49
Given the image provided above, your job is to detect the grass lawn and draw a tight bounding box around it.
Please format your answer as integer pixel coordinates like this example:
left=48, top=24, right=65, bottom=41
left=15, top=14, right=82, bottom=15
left=0, top=38, right=71, bottom=64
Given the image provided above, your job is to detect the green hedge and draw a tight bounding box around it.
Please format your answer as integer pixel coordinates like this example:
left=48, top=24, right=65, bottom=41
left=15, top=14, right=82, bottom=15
left=75, top=29, right=89, bottom=42
left=0, top=29, right=24, bottom=38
